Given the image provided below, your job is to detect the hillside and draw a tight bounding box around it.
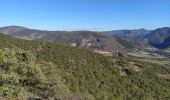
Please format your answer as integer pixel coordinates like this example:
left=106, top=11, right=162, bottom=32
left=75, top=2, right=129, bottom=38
left=144, top=27, right=170, bottom=48
left=106, top=27, right=170, bottom=49
left=0, top=33, right=170, bottom=100
left=0, top=26, right=145, bottom=52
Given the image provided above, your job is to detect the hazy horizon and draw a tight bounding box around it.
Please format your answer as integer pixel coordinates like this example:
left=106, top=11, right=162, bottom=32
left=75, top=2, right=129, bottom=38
left=1, top=25, right=168, bottom=32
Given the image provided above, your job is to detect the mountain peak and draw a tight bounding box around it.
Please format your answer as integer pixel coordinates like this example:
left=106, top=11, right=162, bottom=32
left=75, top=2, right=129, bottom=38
left=0, top=25, right=28, bottom=34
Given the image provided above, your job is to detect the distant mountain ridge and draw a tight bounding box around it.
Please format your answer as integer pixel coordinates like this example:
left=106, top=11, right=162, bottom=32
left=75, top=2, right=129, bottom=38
left=105, top=29, right=152, bottom=41
left=143, top=27, right=170, bottom=48
left=1, top=26, right=170, bottom=50
left=106, top=27, right=170, bottom=49
left=0, top=26, right=146, bottom=52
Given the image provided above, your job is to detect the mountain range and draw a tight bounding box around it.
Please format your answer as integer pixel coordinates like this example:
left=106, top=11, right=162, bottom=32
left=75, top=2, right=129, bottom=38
left=0, top=26, right=170, bottom=52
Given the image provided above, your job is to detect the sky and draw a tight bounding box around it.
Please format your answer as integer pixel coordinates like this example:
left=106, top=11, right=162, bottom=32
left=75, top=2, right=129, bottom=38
left=0, top=0, right=170, bottom=31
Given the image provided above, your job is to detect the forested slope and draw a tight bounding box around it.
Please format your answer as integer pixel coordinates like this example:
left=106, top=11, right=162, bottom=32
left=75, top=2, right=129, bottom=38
left=0, top=33, right=170, bottom=100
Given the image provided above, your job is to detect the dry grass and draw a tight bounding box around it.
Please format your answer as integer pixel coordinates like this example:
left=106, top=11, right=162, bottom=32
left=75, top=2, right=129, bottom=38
left=134, top=59, right=170, bottom=66
left=128, top=51, right=165, bottom=59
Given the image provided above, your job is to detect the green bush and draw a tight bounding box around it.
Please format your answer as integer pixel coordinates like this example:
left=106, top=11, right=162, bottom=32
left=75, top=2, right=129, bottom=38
left=0, top=48, right=45, bottom=99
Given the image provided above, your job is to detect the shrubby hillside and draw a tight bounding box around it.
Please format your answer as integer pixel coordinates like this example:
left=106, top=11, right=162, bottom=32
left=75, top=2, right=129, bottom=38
left=0, top=33, right=170, bottom=100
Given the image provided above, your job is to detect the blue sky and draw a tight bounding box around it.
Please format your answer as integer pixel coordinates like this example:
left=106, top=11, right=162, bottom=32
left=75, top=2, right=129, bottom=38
left=0, top=0, right=170, bottom=31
